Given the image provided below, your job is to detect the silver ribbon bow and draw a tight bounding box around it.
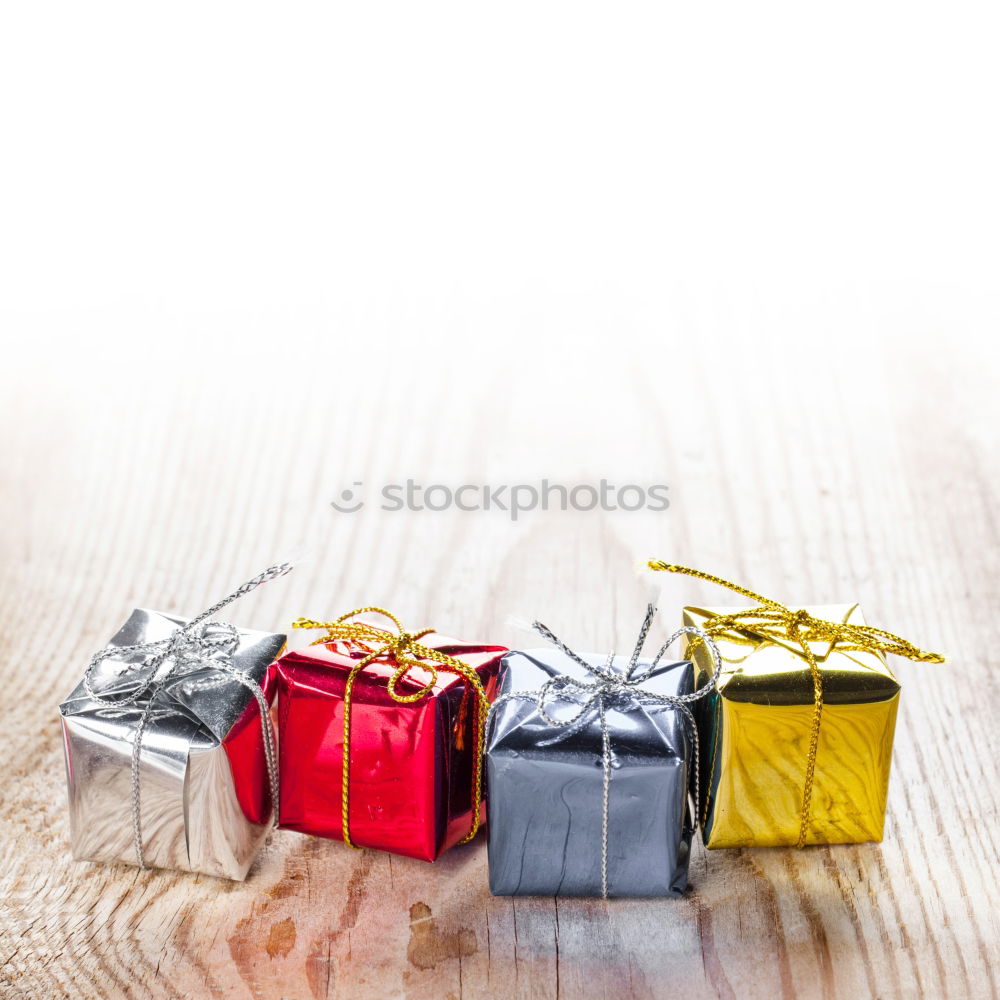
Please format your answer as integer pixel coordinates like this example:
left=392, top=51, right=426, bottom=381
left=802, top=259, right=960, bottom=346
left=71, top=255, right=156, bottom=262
left=492, top=606, right=722, bottom=899
left=82, top=562, right=292, bottom=869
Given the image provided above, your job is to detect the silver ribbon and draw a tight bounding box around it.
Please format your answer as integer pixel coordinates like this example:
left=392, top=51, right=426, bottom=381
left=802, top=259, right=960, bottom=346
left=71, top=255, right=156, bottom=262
left=491, top=606, right=722, bottom=899
left=82, top=562, right=292, bottom=870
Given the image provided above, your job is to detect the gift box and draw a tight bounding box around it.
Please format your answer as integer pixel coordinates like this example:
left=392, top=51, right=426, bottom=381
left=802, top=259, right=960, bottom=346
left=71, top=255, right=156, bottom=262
left=274, top=610, right=508, bottom=861
left=485, top=610, right=715, bottom=898
left=650, top=561, right=944, bottom=850
left=58, top=565, right=290, bottom=879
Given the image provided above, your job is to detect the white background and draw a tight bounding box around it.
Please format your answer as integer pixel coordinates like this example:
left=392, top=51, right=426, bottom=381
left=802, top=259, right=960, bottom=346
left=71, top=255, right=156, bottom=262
left=2, top=1, right=999, bottom=386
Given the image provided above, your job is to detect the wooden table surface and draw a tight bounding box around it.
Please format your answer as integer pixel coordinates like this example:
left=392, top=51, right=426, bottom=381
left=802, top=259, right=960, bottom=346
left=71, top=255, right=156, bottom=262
left=1, top=307, right=996, bottom=1000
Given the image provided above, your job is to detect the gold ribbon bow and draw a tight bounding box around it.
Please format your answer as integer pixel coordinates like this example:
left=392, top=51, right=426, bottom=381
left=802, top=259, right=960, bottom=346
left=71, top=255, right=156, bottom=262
left=648, top=562, right=945, bottom=848
left=291, top=608, right=490, bottom=850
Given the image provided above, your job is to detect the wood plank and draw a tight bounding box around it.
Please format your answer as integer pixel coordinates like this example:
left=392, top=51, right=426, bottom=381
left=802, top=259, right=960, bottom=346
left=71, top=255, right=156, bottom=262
left=1, top=305, right=997, bottom=999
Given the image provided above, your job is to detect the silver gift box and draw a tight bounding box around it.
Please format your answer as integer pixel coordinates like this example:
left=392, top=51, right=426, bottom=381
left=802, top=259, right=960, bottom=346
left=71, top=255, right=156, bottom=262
left=59, top=609, right=286, bottom=880
left=486, top=648, right=696, bottom=898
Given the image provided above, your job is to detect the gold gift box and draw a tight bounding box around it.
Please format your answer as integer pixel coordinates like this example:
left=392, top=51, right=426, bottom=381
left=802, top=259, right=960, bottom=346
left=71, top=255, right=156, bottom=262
left=681, top=602, right=900, bottom=849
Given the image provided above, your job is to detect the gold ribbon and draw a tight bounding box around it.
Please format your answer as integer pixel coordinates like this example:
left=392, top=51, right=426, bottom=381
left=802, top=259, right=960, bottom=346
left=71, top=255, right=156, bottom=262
left=648, top=561, right=945, bottom=848
left=291, top=608, right=490, bottom=851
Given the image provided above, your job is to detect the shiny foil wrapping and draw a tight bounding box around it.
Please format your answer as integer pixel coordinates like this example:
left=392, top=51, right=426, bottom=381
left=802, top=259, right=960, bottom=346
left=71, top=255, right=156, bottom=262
left=682, top=603, right=899, bottom=848
left=486, top=648, right=696, bottom=897
left=59, top=609, right=285, bottom=879
left=274, top=632, right=507, bottom=861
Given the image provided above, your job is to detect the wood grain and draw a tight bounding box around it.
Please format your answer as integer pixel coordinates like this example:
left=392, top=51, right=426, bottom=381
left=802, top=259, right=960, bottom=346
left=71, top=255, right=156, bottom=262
left=1, top=305, right=997, bottom=1000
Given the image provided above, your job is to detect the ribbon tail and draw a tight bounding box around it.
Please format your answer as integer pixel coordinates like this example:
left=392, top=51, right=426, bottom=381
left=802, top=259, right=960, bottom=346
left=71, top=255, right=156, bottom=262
left=599, top=697, right=611, bottom=901
left=130, top=702, right=153, bottom=869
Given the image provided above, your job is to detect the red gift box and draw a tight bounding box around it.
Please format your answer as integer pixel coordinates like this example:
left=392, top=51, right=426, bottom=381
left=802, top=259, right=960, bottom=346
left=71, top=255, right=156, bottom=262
left=274, top=610, right=507, bottom=861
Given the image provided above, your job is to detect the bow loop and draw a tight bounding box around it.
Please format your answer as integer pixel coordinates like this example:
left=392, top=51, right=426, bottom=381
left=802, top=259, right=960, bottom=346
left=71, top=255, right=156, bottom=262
left=647, top=560, right=944, bottom=667
left=536, top=674, right=603, bottom=730
left=291, top=611, right=458, bottom=701
left=188, top=621, right=241, bottom=658
left=386, top=656, right=439, bottom=703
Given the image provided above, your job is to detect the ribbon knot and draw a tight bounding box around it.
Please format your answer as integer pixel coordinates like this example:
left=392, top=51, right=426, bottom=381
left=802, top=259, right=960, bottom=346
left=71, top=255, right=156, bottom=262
left=81, top=562, right=292, bottom=870
left=648, top=561, right=945, bottom=847
left=535, top=657, right=655, bottom=731
left=786, top=608, right=811, bottom=640
left=291, top=608, right=491, bottom=850
left=491, top=606, right=721, bottom=898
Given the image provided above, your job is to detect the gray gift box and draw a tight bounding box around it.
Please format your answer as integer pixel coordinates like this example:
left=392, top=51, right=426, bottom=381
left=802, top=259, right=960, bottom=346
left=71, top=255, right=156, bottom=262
left=486, top=641, right=698, bottom=898
left=59, top=608, right=286, bottom=880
